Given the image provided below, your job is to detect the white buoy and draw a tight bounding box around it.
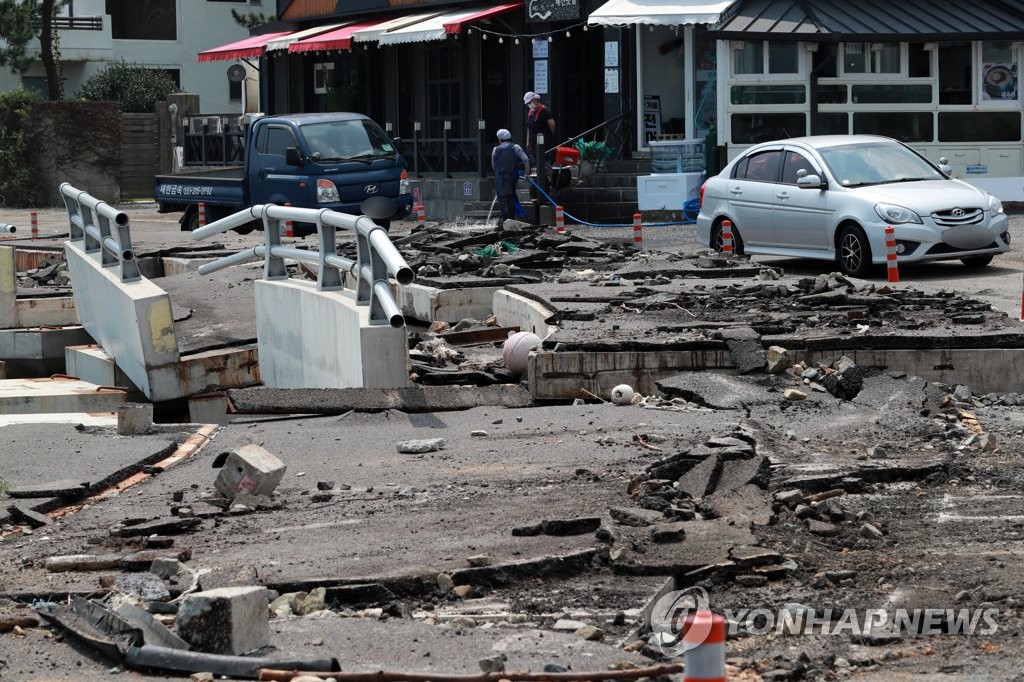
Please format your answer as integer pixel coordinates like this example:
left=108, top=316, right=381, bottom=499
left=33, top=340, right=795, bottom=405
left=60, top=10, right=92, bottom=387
left=502, top=331, right=542, bottom=375
left=611, top=384, right=634, bottom=405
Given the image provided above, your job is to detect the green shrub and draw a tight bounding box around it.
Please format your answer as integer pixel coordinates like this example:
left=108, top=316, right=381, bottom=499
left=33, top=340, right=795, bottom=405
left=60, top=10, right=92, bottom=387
left=0, top=88, right=45, bottom=207
left=77, top=59, right=181, bottom=113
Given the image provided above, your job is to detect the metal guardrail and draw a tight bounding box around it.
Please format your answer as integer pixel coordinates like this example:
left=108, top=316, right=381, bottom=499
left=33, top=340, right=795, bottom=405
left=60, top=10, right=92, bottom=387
left=60, top=182, right=139, bottom=282
left=192, top=205, right=414, bottom=328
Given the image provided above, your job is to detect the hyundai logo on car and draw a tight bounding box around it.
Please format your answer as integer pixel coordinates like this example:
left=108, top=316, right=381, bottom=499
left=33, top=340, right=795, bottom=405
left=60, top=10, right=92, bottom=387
left=364, top=185, right=379, bottom=194
left=952, top=208, right=965, bottom=216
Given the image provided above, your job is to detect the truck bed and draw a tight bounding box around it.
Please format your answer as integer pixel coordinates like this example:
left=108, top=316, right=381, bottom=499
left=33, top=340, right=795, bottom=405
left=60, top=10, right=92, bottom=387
left=154, top=167, right=245, bottom=213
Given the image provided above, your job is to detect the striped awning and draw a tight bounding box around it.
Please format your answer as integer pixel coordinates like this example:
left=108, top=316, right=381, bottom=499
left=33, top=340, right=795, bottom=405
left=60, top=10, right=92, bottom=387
left=197, top=31, right=294, bottom=62
left=588, top=0, right=734, bottom=26
left=263, top=23, right=347, bottom=52
left=288, top=19, right=387, bottom=52
left=377, top=3, right=522, bottom=45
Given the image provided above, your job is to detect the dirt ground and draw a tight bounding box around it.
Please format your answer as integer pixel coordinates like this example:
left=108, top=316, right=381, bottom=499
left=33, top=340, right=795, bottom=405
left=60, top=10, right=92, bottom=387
left=2, top=204, right=1024, bottom=681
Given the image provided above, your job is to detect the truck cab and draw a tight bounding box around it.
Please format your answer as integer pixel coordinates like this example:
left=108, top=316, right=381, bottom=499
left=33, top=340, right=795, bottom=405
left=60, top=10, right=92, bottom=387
left=249, top=113, right=412, bottom=227
left=155, top=112, right=413, bottom=233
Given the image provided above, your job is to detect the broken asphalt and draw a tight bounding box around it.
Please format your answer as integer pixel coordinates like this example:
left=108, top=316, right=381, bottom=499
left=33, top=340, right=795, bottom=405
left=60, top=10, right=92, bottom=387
left=2, top=206, right=1024, bottom=681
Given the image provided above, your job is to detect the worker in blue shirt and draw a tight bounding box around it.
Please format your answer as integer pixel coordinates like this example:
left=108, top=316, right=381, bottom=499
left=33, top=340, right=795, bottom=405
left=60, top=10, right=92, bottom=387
left=491, top=128, right=531, bottom=226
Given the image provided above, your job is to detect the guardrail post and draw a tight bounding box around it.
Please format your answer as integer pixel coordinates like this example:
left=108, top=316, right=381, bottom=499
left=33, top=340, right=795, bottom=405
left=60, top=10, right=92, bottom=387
left=316, top=209, right=342, bottom=291
left=261, top=205, right=287, bottom=280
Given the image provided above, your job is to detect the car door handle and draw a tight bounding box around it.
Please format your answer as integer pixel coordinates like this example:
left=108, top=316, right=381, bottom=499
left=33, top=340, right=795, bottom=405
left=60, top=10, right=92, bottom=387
left=776, top=191, right=790, bottom=200
left=730, top=187, right=743, bottom=195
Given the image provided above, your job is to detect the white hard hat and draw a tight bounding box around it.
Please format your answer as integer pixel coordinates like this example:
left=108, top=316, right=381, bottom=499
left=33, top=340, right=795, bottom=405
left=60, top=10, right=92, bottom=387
left=523, top=91, right=539, bottom=104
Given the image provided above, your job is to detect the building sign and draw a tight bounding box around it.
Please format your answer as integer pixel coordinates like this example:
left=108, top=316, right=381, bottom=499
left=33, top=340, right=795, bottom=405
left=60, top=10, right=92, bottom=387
left=463, top=180, right=473, bottom=196
left=527, top=0, right=579, bottom=22
left=966, top=165, right=988, bottom=174
left=982, top=63, right=1017, bottom=100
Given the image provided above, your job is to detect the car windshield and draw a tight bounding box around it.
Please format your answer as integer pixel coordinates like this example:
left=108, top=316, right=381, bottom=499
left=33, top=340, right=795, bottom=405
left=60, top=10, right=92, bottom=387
left=818, top=141, right=945, bottom=188
left=301, top=120, right=396, bottom=161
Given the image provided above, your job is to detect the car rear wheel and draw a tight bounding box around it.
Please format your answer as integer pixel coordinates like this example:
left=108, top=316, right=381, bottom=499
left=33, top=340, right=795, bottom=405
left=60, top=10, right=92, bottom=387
left=712, top=220, right=744, bottom=255
left=837, top=224, right=872, bottom=277
left=961, top=255, right=994, bottom=268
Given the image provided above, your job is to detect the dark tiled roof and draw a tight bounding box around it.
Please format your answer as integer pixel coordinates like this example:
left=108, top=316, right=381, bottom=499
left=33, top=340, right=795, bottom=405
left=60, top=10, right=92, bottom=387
left=711, top=0, right=1024, bottom=40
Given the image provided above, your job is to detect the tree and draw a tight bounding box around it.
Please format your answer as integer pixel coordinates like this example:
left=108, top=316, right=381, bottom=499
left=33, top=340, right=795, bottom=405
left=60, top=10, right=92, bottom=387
left=0, top=0, right=66, bottom=100
left=77, top=59, right=181, bottom=113
left=230, top=9, right=274, bottom=29
left=40, top=0, right=63, bottom=100
left=0, top=0, right=39, bottom=74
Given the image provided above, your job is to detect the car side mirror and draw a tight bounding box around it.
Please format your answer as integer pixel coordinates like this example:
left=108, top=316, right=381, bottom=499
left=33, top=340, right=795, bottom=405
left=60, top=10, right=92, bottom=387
left=938, top=163, right=952, bottom=176
left=285, top=147, right=304, bottom=166
left=797, top=174, right=826, bottom=189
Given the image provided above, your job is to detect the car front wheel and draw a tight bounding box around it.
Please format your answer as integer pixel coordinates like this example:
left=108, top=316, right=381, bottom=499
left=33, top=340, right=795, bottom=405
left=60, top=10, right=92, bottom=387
left=837, top=224, right=872, bottom=277
left=961, top=255, right=994, bottom=268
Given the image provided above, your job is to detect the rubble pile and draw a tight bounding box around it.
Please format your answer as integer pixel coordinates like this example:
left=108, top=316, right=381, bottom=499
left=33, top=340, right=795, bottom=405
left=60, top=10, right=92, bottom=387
left=374, top=223, right=638, bottom=281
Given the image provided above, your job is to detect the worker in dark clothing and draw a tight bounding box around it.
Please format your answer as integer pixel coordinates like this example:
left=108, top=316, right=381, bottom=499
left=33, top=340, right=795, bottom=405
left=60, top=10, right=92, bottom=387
left=491, top=128, right=531, bottom=226
left=523, top=91, right=556, bottom=161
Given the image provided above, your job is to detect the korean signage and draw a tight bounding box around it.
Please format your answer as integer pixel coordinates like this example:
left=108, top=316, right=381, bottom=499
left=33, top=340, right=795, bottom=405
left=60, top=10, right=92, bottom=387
left=527, top=0, right=579, bottom=22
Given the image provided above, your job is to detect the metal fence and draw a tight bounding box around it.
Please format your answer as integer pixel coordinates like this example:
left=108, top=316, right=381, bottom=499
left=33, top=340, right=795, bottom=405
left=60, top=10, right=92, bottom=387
left=60, top=182, right=139, bottom=282
left=191, top=205, right=414, bottom=327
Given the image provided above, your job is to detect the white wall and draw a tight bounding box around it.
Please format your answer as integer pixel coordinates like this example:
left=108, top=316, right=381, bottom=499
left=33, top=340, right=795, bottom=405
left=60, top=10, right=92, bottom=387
left=0, top=0, right=257, bottom=114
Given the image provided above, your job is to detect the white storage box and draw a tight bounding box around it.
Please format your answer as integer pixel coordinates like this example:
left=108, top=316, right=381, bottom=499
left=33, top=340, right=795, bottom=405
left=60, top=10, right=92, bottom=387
left=637, top=172, right=705, bottom=211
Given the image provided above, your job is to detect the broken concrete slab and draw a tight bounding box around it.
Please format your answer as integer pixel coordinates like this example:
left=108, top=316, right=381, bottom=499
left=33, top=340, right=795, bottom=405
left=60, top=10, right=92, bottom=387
left=176, top=586, right=270, bottom=655
left=226, top=384, right=532, bottom=414
left=713, top=456, right=772, bottom=493
left=702, top=484, right=774, bottom=526
left=610, top=519, right=757, bottom=575
left=6, top=479, right=89, bottom=499
left=657, top=372, right=776, bottom=409
left=719, top=326, right=767, bottom=374
left=7, top=503, right=52, bottom=527
left=675, top=454, right=722, bottom=499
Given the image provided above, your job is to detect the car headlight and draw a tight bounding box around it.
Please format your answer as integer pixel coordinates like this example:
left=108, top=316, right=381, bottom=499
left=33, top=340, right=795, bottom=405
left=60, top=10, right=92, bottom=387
left=874, top=203, right=922, bottom=224
left=989, top=194, right=1004, bottom=215
left=317, top=178, right=340, bottom=203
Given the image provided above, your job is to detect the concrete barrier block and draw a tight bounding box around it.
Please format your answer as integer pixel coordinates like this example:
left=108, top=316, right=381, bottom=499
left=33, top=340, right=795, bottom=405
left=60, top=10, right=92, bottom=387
left=65, top=344, right=139, bottom=392
left=212, top=444, right=286, bottom=499
left=397, top=282, right=501, bottom=324
left=492, top=290, right=557, bottom=338
left=255, top=279, right=409, bottom=389
left=176, top=585, right=269, bottom=655
left=117, top=402, right=154, bottom=435
left=64, top=242, right=180, bottom=401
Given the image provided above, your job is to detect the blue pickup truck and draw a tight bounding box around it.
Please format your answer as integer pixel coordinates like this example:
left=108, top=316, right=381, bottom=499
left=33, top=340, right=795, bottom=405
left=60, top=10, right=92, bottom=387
left=154, top=112, right=413, bottom=233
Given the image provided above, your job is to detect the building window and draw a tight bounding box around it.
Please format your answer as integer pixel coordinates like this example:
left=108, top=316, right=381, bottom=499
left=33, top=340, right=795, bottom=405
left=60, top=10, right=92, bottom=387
left=229, top=79, right=242, bottom=102
left=105, top=0, right=176, bottom=40
left=313, top=63, right=335, bottom=95
left=938, top=41, right=972, bottom=105
left=426, top=44, right=462, bottom=137
left=939, top=112, right=1021, bottom=141
left=731, top=113, right=805, bottom=143
left=843, top=42, right=899, bottom=74
left=732, top=40, right=798, bottom=76
left=853, top=112, right=933, bottom=142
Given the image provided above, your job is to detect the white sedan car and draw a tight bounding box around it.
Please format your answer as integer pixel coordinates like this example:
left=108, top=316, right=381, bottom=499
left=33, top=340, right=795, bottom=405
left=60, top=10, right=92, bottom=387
left=696, top=135, right=1010, bottom=277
